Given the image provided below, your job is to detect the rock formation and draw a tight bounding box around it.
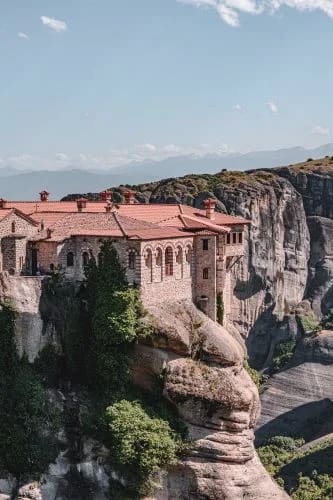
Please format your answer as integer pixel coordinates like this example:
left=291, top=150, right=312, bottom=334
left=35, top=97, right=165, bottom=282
left=134, top=300, right=288, bottom=499
left=256, top=330, right=333, bottom=446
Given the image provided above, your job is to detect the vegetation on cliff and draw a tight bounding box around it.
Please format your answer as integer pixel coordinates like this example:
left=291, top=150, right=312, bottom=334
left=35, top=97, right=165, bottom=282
left=58, top=241, right=183, bottom=497
left=0, top=301, right=60, bottom=479
left=258, top=435, right=333, bottom=499
left=106, top=400, right=178, bottom=496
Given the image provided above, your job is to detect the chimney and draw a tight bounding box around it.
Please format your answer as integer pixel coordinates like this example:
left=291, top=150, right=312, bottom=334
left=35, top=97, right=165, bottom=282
left=203, top=198, right=216, bottom=220
left=100, top=190, right=113, bottom=202
left=77, top=197, right=87, bottom=212
left=124, top=190, right=136, bottom=205
left=0, top=198, right=7, bottom=209
left=39, top=190, right=50, bottom=202
left=46, top=228, right=53, bottom=239
left=105, top=201, right=112, bottom=212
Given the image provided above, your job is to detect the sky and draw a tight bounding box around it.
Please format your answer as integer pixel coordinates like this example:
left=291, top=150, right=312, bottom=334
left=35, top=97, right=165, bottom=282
left=1, top=0, right=333, bottom=170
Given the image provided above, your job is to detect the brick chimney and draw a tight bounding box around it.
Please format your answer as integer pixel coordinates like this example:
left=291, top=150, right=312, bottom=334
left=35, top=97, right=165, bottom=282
left=123, top=190, right=136, bottom=205
left=105, top=201, right=112, bottom=212
left=0, top=198, right=7, bottom=209
left=100, top=190, right=113, bottom=202
left=39, top=190, right=50, bottom=202
left=77, top=197, right=87, bottom=212
left=203, top=198, right=216, bottom=220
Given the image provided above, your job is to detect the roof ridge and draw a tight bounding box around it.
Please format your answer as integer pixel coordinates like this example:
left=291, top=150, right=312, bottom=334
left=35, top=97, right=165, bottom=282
left=112, top=212, right=127, bottom=237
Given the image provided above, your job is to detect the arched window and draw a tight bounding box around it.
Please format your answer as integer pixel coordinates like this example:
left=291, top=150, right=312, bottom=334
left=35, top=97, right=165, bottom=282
left=203, top=267, right=209, bottom=279
left=186, top=245, right=192, bottom=264
left=67, top=252, right=74, bottom=267
left=128, top=250, right=136, bottom=270
left=156, top=248, right=162, bottom=267
left=144, top=249, right=153, bottom=283
left=11, top=222, right=15, bottom=233
left=82, top=252, right=89, bottom=267
left=165, top=247, right=173, bottom=276
left=176, top=247, right=183, bottom=265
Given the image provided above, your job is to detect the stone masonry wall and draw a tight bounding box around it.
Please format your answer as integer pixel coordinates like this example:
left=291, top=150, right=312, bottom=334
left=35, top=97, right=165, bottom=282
left=193, top=234, right=217, bottom=320
left=0, top=212, right=37, bottom=272
left=139, top=237, right=194, bottom=306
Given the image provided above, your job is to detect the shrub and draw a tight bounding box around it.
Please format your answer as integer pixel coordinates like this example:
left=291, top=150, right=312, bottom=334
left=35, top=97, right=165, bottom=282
left=272, top=340, right=296, bottom=371
left=244, top=357, right=262, bottom=389
left=106, top=400, right=178, bottom=495
left=299, top=312, right=320, bottom=334
left=0, top=303, right=60, bottom=479
left=258, top=435, right=333, bottom=498
left=0, top=361, right=60, bottom=478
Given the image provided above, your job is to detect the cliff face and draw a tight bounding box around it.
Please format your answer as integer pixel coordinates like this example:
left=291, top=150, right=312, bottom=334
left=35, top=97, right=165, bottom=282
left=0, top=274, right=287, bottom=500
left=133, top=300, right=287, bottom=499
left=256, top=330, right=333, bottom=446
left=122, top=171, right=310, bottom=369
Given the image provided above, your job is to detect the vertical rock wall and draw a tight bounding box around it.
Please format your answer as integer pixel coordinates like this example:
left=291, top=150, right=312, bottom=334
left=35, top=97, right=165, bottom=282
left=212, top=177, right=310, bottom=368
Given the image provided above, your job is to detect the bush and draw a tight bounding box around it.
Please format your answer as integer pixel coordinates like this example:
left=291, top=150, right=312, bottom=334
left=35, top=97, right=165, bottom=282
left=299, top=312, right=320, bottom=334
left=244, top=357, right=262, bottom=389
left=0, top=361, right=60, bottom=478
left=258, top=435, right=333, bottom=498
left=0, top=303, right=61, bottom=479
left=106, top=400, right=178, bottom=495
left=272, top=340, right=296, bottom=371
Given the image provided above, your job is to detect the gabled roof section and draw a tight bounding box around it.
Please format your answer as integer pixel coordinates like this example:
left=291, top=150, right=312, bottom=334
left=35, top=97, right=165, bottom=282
left=32, top=212, right=192, bottom=242
left=0, top=208, right=39, bottom=226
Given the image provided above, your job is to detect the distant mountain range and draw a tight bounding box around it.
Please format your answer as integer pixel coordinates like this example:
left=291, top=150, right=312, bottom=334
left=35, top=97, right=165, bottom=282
left=1, top=143, right=333, bottom=200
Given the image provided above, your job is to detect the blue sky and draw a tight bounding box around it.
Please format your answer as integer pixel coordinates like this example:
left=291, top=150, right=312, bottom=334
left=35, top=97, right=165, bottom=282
left=1, top=0, right=333, bottom=170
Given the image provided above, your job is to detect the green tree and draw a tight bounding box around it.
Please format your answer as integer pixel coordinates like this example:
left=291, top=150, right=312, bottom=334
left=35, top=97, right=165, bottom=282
left=106, top=400, right=178, bottom=495
left=0, top=303, right=60, bottom=479
left=86, top=241, right=150, bottom=400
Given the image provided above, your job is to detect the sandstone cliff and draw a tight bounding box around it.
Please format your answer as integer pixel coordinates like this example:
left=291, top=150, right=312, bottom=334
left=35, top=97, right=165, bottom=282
left=0, top=273, right=287, bottom=500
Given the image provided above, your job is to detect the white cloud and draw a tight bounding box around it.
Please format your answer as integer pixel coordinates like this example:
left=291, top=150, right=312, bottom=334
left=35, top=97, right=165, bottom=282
left=41, top=16, right=67, bottom=33
left=311, top=125, right=329, bottom=136
left=177, top=0, right=333, bottom=27
left=1, top=144, right=232, bottom=171
left=267, top=101, right=278, bottom=114
left=233, top=103, right=242, bottom=111
left=56, top=153, right=69, bottom=161
left=18, top=32, right=29, bottom=40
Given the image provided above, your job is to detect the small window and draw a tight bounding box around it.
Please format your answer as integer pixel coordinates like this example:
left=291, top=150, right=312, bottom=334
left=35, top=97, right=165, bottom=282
left=226, top=234, right=231, bottom=245
left=11, top=222, right=15, bottom=233
left=50, top=263, right=55, bottom=272
left=232, top=233, right=237, bottom=244
left=165, top=247, right=173, bottom=276
left=129, top=251, right=136, bottom=270
left=202, top=239, right=209, bottom=251
left=238, top=232, right=243, bottom=244
left=67, top=252, right=74, bottom=267
left=203, top=268, right=209, bottom=279
left=82, top=252, right=89, bottom=267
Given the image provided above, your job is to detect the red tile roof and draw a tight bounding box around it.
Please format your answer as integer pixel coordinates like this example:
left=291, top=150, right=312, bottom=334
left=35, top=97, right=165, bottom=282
left=4, top=199, right=249, bottom=242
left=0, top=208, right=39, bottom=226
left=34, top=212, right=192, bottom=242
